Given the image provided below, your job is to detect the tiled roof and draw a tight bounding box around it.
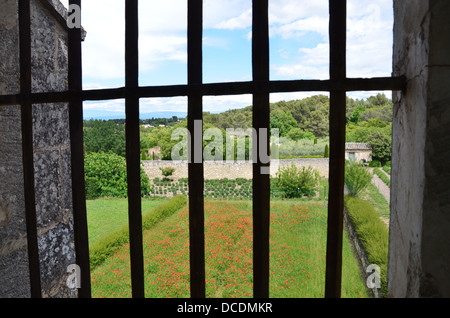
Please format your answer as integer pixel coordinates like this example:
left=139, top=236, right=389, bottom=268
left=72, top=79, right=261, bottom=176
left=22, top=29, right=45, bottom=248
left=345, top=142, right=372, bottom=150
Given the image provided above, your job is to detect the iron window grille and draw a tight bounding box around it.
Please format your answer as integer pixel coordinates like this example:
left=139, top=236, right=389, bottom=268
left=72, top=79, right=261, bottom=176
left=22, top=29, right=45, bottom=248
left=0, top=0, right=405, bottom=298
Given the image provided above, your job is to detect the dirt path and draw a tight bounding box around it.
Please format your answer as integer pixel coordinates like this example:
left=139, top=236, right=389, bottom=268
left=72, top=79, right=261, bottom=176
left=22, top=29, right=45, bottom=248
left=368, top=168, right=391, bottom=227
left=370, top=168, right=390, bottom=204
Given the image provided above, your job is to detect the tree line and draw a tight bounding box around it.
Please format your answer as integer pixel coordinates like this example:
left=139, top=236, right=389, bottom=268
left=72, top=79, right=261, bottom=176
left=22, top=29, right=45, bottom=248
left=83, top=93, right=393, bottom=164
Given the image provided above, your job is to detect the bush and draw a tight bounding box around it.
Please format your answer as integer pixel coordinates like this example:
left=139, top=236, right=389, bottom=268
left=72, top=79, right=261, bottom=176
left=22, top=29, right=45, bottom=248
left=272, top=163, right=320, bottom=198
left=84, top=152, right=152, bottom=199
left=344, top=195, right=389, bottom=296
left=89, top=195, right=187, bottom=268
left=160, top=167, right=176, bottom=181
left=345, top=160, right=372, bottom=197
left=368, top=160, right=381, bottom=167
left=374, top=168, right=390, bottom=186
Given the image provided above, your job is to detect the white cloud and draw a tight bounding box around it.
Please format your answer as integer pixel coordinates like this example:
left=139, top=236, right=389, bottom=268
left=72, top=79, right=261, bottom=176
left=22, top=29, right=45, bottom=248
left=346, top=1, right=393, bottom=77
left=270, top=16, right=329, bottom=41
left=269, top=0, right=329, bottom=24
left=271, top=0, right=393, bottom=81
left=61, top=0, right=393, bottom=113
left=214, top=9, right=252, bottom=30
left=204, top=95, right=253, bottom=113
left=203, top=0, right=252, bottom=29
left=140, top=97, right=188, bottom=113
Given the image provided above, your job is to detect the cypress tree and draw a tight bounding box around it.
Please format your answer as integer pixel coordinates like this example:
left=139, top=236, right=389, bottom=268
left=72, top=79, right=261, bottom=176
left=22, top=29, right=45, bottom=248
left=324, top=144, right=329, bottom=158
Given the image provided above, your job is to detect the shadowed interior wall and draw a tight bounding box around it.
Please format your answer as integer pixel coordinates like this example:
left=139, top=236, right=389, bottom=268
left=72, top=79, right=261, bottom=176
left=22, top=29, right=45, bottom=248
left=389, top=0, right=450, bottom=297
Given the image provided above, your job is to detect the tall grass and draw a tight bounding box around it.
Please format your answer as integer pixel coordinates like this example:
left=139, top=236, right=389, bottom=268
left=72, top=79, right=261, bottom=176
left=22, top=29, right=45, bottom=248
left=90, top=199, right=369, bottom=298
left=344, top=195, right=389, bottom=296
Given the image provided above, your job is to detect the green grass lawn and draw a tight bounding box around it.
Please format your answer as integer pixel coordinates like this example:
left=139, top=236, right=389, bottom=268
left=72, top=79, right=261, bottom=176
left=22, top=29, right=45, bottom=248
left=89, top=198, right=369, bottom=298
left=86, top=198, right=168, bottom=246
left=361, top=183, right=390, bottom=220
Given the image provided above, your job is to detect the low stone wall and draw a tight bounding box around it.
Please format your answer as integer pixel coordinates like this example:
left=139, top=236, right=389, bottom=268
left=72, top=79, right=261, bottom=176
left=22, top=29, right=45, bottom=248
left=143, top=158, right=330, bottom=180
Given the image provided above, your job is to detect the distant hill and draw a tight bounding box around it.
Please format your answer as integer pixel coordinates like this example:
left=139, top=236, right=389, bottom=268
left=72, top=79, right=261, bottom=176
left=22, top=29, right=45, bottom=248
left=83, top=110, right=187, bottom=120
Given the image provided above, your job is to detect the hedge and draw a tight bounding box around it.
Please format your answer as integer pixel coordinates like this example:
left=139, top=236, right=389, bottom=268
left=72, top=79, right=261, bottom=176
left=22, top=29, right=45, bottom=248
left=89, top=195, right=187, bottom=269
left=373, top=168, right=390, bottom=187
left=344, top=195, right=389, bottom=296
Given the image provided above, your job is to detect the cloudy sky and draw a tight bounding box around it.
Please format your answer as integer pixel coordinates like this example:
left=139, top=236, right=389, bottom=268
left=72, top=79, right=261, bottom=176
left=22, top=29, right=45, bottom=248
left=61, top=0, right=393, bottom=118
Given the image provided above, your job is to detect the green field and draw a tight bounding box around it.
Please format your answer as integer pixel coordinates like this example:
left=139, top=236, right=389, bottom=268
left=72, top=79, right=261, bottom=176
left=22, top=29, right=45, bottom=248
left=86, top=198, right=168, bottom=245
left=88, top=198, right=369, bottom=298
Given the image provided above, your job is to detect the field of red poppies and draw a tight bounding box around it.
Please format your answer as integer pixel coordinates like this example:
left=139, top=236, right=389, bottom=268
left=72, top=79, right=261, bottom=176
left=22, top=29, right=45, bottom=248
left=90, top=200, right=368, bottom=298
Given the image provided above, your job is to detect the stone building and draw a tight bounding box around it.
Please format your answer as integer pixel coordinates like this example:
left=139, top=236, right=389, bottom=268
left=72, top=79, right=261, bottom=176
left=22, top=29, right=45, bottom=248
left=344, top=142, right=372, bottom=163
left=0, top=0, right=83, bottom=297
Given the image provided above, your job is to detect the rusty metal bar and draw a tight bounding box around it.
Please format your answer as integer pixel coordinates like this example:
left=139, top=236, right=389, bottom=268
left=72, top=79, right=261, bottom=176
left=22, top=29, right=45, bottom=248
left=325, top=0, right=347, bottom=298
left=252, top=0, right=270, bottom=298
left=187, top=0, right=205, bottom=298
left=18, top=0, right=42, bottom=298
left=67, top=0, right=91, bottom=298
left=0, top=76, right=407, bottom=107
left=125, top=0, right=145, bottom=298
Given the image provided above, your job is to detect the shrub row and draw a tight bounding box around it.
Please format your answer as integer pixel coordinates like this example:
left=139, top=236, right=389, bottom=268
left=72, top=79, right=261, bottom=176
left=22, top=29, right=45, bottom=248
left=373, top=168, right=390, bottom=187
left=89, top=195, right=187, bottom=269
left=344, top=195, right=389, bottom=296
left=382, top=165, right=391, bottom=175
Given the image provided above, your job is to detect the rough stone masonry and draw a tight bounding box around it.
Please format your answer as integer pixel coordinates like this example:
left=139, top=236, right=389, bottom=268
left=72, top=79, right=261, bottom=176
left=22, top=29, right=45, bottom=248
left=0, top=0, right=78, bottom=298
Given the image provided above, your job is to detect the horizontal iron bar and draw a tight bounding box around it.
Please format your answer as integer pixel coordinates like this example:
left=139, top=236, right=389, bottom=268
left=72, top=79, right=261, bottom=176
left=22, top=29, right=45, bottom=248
left=0, top=76, right=406, bottom=106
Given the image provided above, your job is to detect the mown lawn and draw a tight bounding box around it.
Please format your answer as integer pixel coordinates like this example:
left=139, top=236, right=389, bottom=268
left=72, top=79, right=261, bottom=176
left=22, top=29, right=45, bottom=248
left=89, top=199, right=369, bottom=298
left=86, top=198, right=168, bottom=245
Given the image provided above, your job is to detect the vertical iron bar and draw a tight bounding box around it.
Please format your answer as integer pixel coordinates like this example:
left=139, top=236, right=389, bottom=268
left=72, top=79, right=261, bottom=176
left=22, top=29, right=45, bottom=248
left=187, top=0, right=205, bottom=298
left=68, top=0, right=91, bottom=298
left=125, top=0, right=145, bottom=298
left=325, top=0, right=347, bottom=298
left=18, top=0, right=42, bottom=298
left=252, top=0, right=270, bottom=298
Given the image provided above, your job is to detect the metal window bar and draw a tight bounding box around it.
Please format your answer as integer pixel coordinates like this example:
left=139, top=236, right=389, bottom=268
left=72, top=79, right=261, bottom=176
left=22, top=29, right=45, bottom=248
left=124, top=0, right=145, bottom=298
left=67, top=0, right=92, bottom=299
left=325, top=0, right=347, bottom=298
left=252, top=0, right=270, bottom=298
left=18, top=0, right=42, bottom=298
left=1, top=0, right=407, bottom=299
left=187, top=0, right=206, bottom=299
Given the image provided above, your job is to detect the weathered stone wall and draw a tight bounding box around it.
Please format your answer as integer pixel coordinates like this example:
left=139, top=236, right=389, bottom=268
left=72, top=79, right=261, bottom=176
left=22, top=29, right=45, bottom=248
left=0, top=0, right=75, bottom=298
left=143, top=158, right=330, bottom=180
left=344, top=149, right=372, bottom=163
left=389, top=0, right=450, bottom=297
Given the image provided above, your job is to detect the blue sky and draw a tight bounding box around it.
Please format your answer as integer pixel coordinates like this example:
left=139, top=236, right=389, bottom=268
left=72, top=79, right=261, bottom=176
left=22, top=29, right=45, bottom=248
left=61, top=0, right=394, bottom=118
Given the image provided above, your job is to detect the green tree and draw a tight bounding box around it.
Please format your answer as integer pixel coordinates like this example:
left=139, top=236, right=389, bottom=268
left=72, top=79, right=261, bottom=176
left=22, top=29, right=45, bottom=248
left=348, top=105, right=365, bottom=125
left=286, top=128, right=315, bottom=141
left=84, top=152, right=151, bottom=199
left=324, top=144, right=329, bottom=158
left=304, top=109, right=329, bottom=138
left=366, top=131, right=392, bottom=164
left=345, top=160, right=372, bottom=197
left=270, top=112, right=298, bottom=137
left=83, top=120, right=126, bottom=157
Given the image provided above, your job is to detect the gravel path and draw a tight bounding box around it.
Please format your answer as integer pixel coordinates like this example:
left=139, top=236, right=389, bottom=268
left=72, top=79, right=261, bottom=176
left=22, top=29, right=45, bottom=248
left=370, top=169, right=390, bottom=203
